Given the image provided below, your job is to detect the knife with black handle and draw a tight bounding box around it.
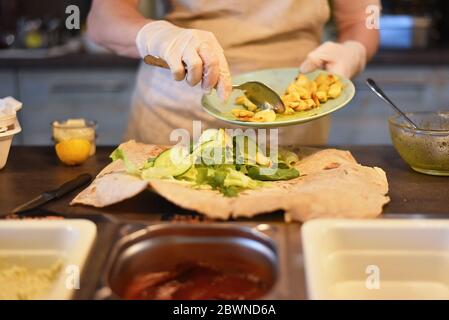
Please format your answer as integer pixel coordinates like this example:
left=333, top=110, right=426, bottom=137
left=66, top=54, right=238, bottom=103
left=8, top=173, right=92, bottom=216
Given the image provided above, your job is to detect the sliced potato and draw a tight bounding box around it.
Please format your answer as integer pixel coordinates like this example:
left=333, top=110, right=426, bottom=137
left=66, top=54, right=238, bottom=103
left=285, top=90, right=301, bottom=101
left=317, top=83, right=329, bottom=92
left=305, top=99, right=316, bottom=110
left=252, top=109, right=276, bottom=122
left=286, top=84, right=299, bottom=96
left=316, top=91, right=328, bottom=103
left=312, top=93, right=320, bottom=108
left=287, top=101, right=300, bottom=110
left=297, top=86, right=311, bottom=100
left=235, top=95, right=258, bottom=112
left=232, top=109, right=254, bottom=121
left=327, top=74, right=339, bottom=84
left=235, top=96, right=246, bottom=105
left=314, top=73, right=328, bottom=86
left=284, top=106, right=295, bottom=115
left=328, top=82, right=342, bottom=99
left=295, top=74, right=310, bottom=88
left=293, top=100, right=309, bottom=111
left=309, top=81, right=317, bottom=94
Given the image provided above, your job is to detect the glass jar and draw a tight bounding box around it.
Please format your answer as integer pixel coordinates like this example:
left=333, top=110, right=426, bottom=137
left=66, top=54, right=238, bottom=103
left=52, top=119, right=97, bottom=156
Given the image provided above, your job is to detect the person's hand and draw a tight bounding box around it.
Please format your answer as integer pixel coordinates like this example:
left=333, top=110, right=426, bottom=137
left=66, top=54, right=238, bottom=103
left=300, top=41, right=367, bottom=78
left=136, top=20, right=232, bottom=101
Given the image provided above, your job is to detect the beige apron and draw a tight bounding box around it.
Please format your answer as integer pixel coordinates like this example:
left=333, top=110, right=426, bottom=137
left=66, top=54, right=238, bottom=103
left=125, top=0, right=331, bottom=146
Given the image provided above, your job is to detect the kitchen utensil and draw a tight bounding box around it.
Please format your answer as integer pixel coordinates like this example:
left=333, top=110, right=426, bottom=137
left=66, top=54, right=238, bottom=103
left=366, top=78, right=420, bottom=129
left=202, top=68, right=355, bottom=127
left=143, top=55, right=285, bottom=113
left=389, top=111, right=449, bottom=176
left=9, top=173, right=92, bottom=215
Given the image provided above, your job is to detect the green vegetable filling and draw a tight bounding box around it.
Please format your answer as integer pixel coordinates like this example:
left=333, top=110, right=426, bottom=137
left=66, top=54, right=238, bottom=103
left=110, top=129, right=300, bottom=197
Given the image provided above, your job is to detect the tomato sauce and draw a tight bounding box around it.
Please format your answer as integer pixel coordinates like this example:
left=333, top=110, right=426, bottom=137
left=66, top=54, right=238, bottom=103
left=122, top=262, right=269, bottom=300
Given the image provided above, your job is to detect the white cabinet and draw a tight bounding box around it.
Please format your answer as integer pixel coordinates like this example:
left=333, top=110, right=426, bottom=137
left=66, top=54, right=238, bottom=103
left=18, top=69, right=136, bottom=145
left=329, top=66, right=449, bottom=145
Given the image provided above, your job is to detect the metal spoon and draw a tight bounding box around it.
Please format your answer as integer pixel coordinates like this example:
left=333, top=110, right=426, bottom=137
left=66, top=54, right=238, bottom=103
left=144, top=55, right=285, bottom=113
left=366, top=78, right=419, bottom=129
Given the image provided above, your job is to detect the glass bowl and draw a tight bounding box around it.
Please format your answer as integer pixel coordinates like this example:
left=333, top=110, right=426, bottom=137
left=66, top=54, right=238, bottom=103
left=389, top=112, right=449, bottom=176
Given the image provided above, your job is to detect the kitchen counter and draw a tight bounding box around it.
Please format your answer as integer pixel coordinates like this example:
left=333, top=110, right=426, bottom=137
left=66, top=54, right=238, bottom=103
left=1, top=145, right=448, bottom=220
left=1, top=145, right=448, bottom=300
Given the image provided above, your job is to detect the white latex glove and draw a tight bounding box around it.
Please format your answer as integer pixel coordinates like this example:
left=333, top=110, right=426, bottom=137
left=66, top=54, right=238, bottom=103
left=300, top=41, right=367, bottom=79
left=136, top=20, right=232, bottom=101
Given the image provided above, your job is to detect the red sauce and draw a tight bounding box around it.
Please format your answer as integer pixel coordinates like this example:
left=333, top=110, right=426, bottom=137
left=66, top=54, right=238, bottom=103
left=122, top=262, right=269, bottom=300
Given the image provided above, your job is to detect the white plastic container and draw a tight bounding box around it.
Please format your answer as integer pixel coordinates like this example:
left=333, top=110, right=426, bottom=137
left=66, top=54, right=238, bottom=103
left=0, top=96, right=22, bottom=127
left=0, top=219, right=97, bottom=300
left=0, top=120, right=21, bottom=170
left=0, top=97, right=23, bottom=170
left=302, top=219, right=449, bottom=300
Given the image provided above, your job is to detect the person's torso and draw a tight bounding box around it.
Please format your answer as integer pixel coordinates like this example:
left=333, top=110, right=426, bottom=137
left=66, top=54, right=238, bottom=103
left=137, top=0, right=331, bottom=102
left=128, top=0, right=331, bottom=145
left=165, top=0, right=330, bottom=72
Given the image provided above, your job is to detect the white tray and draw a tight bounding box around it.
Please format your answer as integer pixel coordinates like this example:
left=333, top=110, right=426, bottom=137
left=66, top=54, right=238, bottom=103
left=0, top=219, right=97, bottom=300
left=302, top=219, right=449, bottom=300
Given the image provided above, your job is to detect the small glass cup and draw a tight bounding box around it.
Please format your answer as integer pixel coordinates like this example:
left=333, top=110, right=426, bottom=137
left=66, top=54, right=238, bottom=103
left=52, top=119, right=97, bottom=156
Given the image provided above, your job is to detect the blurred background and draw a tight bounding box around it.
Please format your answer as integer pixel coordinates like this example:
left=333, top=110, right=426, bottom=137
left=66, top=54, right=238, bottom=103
left=1, top=0, right=449, bottom=146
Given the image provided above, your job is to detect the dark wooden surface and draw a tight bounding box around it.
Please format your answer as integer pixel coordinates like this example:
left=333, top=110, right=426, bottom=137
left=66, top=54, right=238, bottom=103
left=1, top=145, right=448, bottom=300
left=1, top=145, right=448, bottom=221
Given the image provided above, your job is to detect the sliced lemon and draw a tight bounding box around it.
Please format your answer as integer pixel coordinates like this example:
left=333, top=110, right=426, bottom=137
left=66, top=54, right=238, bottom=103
left=55, top=139, right=91, bottom=166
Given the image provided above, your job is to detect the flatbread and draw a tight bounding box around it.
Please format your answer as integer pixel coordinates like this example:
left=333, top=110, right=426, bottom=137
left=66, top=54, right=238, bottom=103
left=70, top=141, right=166, bottom=207
left=71, top=140, right=390, bottom=222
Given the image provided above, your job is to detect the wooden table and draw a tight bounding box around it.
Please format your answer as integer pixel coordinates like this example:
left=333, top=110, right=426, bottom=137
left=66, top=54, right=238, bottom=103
left=1, top=146, right=448, bottom=219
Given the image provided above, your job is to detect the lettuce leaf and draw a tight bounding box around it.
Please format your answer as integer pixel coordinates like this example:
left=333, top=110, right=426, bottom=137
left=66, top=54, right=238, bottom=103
left=194, top=165, right=259, bottom=197
left=110, top=130, right=301, bottom=198
left=278, top=149, right=299, bottom=166
left=110, top=148, right=141, bottom=176
left=246, top=166, right=299, bottom=181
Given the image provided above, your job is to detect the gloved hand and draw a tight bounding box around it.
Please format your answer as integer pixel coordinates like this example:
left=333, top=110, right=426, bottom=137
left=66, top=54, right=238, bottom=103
left=300, top=41, right=367, bottom=79
left=136, top=20, right=232, bottom=101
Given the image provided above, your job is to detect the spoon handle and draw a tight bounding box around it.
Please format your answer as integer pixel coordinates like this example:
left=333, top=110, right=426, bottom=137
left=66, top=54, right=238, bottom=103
left=143, top=55, right=170, bottom=69
left=144, top=55, right=189, bottom=72
left=366, top=78, right=419, bottom=129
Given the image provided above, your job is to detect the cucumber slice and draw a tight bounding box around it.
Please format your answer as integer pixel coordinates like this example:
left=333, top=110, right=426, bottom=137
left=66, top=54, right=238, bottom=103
left=192, top=139, right=215, bottom=154
left=193, top=139, right=235, bottom=165
left=153, top=147, right=192, bottom=177
left=176, top=165, right=197, bottom=182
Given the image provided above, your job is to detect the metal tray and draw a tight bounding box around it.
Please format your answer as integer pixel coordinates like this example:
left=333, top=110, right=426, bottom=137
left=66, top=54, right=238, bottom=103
left=93, top=222, right=305, bottom=300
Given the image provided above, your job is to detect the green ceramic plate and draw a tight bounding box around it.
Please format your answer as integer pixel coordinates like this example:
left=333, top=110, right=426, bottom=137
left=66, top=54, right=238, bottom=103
left=201, top=68, right=355, bottom=127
